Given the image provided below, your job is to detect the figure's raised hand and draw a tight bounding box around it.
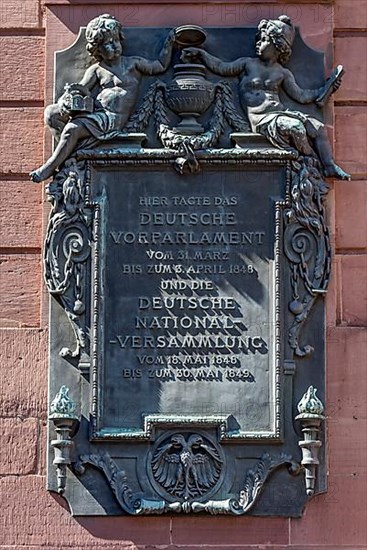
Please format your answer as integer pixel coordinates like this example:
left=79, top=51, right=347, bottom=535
left=327, top=65, right=345, bottom=95
left=180, top=47, right=202, bottom=63
left=29, top=170, right=43, bottom=183
left=325, top=65, right=344, bottom=94
left=315, top=65, right=345, bottom=107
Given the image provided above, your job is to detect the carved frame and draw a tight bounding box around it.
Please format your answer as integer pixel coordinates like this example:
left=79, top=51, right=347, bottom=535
left=82, top=152, right=292, bottom=442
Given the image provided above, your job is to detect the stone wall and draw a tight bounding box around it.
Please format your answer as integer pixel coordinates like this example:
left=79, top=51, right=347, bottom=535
left=0, top=0, right=366, bottom=548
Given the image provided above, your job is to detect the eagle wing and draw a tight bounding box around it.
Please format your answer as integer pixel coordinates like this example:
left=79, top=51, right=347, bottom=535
left=192, top=444, right=223, bottom=489
left=151, top=443, right=181, bottom=489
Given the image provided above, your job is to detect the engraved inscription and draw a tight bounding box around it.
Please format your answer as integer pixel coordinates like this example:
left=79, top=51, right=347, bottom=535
left=92, top=168, right=283, bottom=436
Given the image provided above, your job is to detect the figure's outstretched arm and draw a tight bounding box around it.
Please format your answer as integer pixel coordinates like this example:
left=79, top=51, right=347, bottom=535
left=181, top=47, right=247, bottom=77
left=135, top=30, right=176, bottom=75
left=282, top=69, right=322, bottom=104
left=78, top=64, right=99, bottom=92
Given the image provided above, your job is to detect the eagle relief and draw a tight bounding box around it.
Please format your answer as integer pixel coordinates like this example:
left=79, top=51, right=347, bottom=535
left=150, top=433, right=224, bottom=500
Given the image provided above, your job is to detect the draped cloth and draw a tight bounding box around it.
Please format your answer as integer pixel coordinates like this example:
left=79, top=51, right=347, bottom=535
left=76, top=109, right=126, bottom=140
left=250, top=109, right=322, bottom=155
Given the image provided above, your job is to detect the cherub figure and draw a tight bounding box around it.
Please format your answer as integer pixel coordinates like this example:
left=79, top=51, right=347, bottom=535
left=30, top=14, right=176, bottom=182
left=182, top=15, right=350, bottom=180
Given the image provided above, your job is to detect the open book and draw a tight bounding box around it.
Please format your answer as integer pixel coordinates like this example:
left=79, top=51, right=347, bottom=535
left=316, top=65, right=345, bottom=108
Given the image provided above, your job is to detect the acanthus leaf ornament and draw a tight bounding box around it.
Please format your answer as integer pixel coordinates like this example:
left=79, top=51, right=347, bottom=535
left=74, top=452, right=182, bottom=515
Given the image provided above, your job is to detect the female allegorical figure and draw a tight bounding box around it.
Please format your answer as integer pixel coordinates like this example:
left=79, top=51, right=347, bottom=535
left=30, top=14, right=176, bottom=182
left=182, top=15, right=350, bottom=180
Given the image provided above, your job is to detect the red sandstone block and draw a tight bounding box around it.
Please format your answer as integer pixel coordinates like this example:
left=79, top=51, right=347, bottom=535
left=2, top=548, right=361, bottom=550
left=290, top=473, right=367, bottom=546
left=0, top=418, right=38, bottom=475
left=144, top=547, right=289, bottom=550
left=0, top=254, right=41, bottom=327
left=338, top=254, right=367, bottom=326
left=0, top=0, right=41, bottom=28
left=0, top=37, right=45, bottom=102
left=0, top=328, right=48, bottom=418
left=326, top=256, right=338, bottom=327
left=335, top=0, right=367, bottom=29
left=0, top=476, right=170, bottom=547
left=327, top=327, right=367, bottom=415
left=334, top=37, right=367, bottom=102
left=79, top=517, right=171, bottom=546
left=37, top=421, right=47, bottom=476
left=335, top=180, right=367, bottom=250
left=0, top=548, right=139, bottom=550
left=284, top=547, right=366, bottom=550
left=0, top=108, right=44, bottom=175
left=328, top=417, right=367, bottom=476
left=327, top=327, right=367, bottom=474
left=0, top=181, right=42, bottom=249
left=171, top=516, right=289, bottom=545
left=335, top=106, right=367, bottom=177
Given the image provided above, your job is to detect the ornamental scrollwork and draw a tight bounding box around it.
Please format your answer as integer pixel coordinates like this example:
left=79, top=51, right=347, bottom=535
left=75, top=450, right=300, bottom=515
left=44, top=161, right=91, bottom=362
left=284, top=157, right=331, bottom=356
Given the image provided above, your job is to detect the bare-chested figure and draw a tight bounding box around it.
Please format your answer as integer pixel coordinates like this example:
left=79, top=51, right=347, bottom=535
left=30, top=14, right=176, bottom=182
left=182, top=15, right=350, bottom=180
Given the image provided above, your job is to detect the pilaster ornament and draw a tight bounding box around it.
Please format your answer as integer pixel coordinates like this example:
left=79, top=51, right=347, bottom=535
left=44, top=161, right=91, bottom=364
left=284, top=158, right=331, bottom=356
left=295, top=386, right=325, bottom=496
left=49, top=386, right=79, bottom=495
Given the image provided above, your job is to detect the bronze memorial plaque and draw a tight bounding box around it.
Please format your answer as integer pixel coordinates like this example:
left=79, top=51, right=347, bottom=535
left=39, top=16, right=350, bottom=516
left=92, top=166, right=283, bottom=439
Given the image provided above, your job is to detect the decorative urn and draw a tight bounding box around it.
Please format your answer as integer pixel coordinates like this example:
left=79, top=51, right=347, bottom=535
left=165, top=25, right=214, bottom=135
left=166, top=64, right=215, bottom=134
